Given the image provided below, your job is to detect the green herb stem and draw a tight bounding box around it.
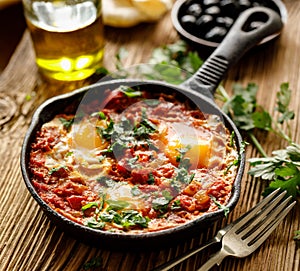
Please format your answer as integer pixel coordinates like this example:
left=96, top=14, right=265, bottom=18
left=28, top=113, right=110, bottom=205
left=248, top=132, right=268, bottom=158
left=217, top=85, right=231, bottom=102
left=272, top=121, right=293, bottom=144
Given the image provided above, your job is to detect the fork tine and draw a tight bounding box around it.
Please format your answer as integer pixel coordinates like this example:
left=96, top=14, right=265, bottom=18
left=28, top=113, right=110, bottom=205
left=229, top=189, right=282, bottom=231
left=244, top=197, right=296, bottom=246
left=235, top=190, right=287, bottom=235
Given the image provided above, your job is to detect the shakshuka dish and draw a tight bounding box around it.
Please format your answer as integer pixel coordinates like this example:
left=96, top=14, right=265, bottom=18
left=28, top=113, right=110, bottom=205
left=29, top=86, right=239, bottom=233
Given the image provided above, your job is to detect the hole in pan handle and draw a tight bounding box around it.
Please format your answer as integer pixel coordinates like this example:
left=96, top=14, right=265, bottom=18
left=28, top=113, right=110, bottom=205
left=182, top=6, right=283, bottom=97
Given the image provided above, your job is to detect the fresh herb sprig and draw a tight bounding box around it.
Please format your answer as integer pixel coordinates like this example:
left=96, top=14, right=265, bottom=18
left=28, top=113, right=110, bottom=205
left=248, top=143, right=300, bottom=198
left=217, top=83, right=294, bottom=156
left=81, top=256, right=104, bottom=271
left=217, top=82, right=299, bottom=198
left=112, top=40, right=203, bottom=84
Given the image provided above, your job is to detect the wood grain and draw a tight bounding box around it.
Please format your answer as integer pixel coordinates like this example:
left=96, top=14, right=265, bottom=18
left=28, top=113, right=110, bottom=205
left=0, top=1, right=299, bottom=270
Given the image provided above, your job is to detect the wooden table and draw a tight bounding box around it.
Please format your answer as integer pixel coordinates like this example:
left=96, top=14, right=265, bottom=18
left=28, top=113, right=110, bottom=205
left=0, top=1, right=299, bottom=270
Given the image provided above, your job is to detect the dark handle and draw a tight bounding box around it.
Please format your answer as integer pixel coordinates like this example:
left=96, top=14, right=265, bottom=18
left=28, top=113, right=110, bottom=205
left=183, top=6, right=283, bottom=96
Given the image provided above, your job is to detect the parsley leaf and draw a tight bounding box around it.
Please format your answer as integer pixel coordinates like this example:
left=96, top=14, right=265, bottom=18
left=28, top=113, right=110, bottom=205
left=59, top=117, right=74, bottom=131
left=152, top=197, right=170, bottom=213
left=100, top=209, right=150, bottom=229
left=276, top=83, right=295, bottom=124
left=210, top=196, right=230, bottom=218
left=82, top=257, right=104, bottom=271
left=249, top=144, right=300, bottom=198
left=252, top=111, right=272, bottom=131
left=106, top=200, right=130, bottom=211
left=119, top=85, right=142, bottom=98
left=294, top=230, right=300, bottom=241
left=84, top=217, right=105, bottom=229
left=48, top=165, right=68, bottom=175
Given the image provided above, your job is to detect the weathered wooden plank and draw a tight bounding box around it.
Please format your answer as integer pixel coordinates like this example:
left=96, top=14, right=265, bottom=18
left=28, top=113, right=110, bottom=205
left=0, top=1, right=299, bottom=270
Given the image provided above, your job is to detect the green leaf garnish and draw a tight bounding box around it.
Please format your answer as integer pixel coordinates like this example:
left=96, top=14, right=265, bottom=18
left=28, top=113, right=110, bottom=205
left=106, top=200, right=130, bottom=211
left=210, top=196, right=230, bottom=218
left=119, top=85, right=142, bottom=98
left=48, top=165, right=68, bottom=175
left=59, top=117, right=74, bottom=131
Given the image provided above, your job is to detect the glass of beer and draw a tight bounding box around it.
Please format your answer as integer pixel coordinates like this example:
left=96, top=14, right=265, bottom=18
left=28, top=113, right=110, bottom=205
left=22, top=0, right=105, bottom=81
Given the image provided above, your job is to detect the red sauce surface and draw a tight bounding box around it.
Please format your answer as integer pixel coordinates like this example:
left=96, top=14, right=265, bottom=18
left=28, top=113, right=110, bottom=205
left=29, top=87, right=239, bottom=233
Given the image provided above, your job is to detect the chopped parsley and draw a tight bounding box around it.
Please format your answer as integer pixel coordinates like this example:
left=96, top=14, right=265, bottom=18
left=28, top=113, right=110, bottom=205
left=171, top=199, right=181, bottom=210
left=119, top=85, right=142, bottom=98
left=147, top=173, right=155, bottom=184
left=96, top=109, right=158, bottom=159
left=48, top=165, right=68, bottom=175
left=59, top=117, right=74, bottom=131
left=131, top=185, right=142, bottom=196
left=83, top=198, right=150, bottom=230
left=210, top=196, right=230, bottom=218
left=106, top=200, right=130, bottom=211
left=81, top=256, right=104, bottom=271
left=152, top=191, right=174, bottom=213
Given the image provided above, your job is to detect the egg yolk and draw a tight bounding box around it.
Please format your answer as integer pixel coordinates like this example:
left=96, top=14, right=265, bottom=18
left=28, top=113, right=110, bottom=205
left=72, top=119, right=107, bottom=150
left=163, top=122, right=212, bottom=169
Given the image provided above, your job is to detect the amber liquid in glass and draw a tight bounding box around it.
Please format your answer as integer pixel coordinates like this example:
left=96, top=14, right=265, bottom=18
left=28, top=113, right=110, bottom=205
left=26, top=1, right=105, bottom=81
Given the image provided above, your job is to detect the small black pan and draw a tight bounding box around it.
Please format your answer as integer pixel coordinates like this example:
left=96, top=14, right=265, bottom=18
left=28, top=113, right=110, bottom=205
left=21, top=7, right=283, bottom=249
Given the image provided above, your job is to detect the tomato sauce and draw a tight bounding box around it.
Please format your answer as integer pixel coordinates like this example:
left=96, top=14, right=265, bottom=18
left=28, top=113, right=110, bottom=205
left=29, top=87, right=239, bottom=233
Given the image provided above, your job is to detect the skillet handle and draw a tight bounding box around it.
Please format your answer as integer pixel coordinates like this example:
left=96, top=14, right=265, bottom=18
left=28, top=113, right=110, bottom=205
left=183, top=6, right=283, bottom=96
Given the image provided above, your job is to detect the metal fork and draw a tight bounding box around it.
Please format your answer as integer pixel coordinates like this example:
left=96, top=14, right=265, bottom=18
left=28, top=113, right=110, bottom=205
left=153, top=189, right=296, bottom=271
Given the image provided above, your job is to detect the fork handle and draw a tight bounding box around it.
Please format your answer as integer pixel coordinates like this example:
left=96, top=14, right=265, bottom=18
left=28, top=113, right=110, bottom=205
left=152, top=238, right=220, bottom=271
left=197, top=249, right=229, bottom=271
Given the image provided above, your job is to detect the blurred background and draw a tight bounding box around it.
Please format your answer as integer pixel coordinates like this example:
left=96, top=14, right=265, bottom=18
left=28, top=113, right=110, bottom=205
left=0, top=0, right=26, bottom=72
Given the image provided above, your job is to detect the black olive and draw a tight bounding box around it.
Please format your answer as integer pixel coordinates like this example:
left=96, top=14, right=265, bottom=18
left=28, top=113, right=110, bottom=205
left=220, top=0, right=236, bottom=6
left=252, top=2, right=261, bottom=7
left=205, top=6, right=221, bottom=16
left=203, top=0, right=220, bottom=6
left=205, top=26, right=227, bottom=42
left=216, top=16, right=234, bottom=28
left=239, top=0, right=252, bottom=10
left=187, top=3, right=202, bottom=17
left=180, top=14, right=197, bottom=29
left=196, top=14, right=214, bottom=28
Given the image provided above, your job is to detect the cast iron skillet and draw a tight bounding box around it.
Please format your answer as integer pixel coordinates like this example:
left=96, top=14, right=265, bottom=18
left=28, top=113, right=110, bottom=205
left=21, top=7, right=283, bottom=249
